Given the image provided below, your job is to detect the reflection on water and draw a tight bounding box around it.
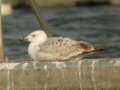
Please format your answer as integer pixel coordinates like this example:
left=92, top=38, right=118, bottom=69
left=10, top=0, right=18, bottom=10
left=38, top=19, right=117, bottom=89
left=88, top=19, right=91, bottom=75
left=2, top=6, right=120, bottom=60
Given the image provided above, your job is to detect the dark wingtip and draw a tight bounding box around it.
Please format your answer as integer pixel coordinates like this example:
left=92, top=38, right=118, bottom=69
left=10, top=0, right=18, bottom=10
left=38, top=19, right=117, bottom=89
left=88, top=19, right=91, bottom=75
left=94, top=46, right=112, bottom=52
left=82, top=46, right=112, bottom=56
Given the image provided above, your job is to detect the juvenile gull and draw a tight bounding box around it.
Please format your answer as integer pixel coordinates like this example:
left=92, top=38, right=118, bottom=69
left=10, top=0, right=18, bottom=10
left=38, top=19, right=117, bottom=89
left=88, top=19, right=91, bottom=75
left=21, top=30, right=109, bottom=61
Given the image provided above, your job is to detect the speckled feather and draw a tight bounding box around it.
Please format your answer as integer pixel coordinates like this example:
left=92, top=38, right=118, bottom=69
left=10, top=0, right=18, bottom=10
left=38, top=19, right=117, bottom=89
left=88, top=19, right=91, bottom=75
left=37, top=37, right=94, bottom=61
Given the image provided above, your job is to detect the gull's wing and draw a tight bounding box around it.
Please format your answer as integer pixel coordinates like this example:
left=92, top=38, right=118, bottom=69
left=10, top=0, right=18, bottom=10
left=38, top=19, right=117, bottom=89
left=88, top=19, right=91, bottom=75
left=81, top=46, right=112, bottom=56
left=37, top=37, right=95, bottom=61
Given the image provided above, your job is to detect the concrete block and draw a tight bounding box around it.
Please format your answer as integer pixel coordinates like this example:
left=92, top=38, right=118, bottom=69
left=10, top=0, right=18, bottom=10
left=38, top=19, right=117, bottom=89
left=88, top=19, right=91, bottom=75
left=0, top=58, right=120, bottom=89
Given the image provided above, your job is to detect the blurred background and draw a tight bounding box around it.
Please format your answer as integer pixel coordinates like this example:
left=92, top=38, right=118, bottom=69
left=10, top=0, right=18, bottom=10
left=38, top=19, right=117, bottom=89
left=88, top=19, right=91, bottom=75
left=1, top=0, right=120, bottom=60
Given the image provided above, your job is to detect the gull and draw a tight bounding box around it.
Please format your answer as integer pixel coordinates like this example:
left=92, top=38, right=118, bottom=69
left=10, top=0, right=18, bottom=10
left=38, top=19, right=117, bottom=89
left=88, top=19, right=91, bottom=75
left=21, top=30, right=110, bottom=61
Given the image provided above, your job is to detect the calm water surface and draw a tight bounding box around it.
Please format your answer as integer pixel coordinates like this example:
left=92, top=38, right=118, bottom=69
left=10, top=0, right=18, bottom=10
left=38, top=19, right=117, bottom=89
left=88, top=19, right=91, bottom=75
left=2, top=6, right=120, bottom=60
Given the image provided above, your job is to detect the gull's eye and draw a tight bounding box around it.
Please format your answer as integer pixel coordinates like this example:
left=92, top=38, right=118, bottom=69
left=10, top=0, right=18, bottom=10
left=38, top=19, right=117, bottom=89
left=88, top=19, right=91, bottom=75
left=32, top=34, right=36, bottom=37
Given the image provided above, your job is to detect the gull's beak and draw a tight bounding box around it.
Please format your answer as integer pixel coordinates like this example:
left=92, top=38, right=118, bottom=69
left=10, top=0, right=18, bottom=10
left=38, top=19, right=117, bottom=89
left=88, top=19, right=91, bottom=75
left=19, top=37, right=29, bottom=42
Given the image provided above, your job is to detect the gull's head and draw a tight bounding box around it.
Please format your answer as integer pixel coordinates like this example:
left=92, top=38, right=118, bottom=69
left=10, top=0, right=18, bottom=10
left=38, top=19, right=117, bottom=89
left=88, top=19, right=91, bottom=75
left=21, top=30, right=48, bottom=43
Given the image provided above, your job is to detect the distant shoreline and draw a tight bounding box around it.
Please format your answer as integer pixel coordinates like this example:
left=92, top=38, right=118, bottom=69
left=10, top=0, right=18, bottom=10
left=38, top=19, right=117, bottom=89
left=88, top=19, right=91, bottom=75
left=9, top=0, right=120, bottom=8
left=2, top=0, right=120, bottom=15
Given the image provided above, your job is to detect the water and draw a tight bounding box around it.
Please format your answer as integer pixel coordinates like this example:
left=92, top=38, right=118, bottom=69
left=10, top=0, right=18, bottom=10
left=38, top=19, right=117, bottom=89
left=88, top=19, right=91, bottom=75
left=2, top=6, right=120, bottom=60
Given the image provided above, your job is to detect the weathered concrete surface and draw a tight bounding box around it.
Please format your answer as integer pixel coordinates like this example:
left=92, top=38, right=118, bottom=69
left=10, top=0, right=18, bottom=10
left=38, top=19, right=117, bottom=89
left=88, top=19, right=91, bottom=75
left=0, top=58, right=120, bottom=90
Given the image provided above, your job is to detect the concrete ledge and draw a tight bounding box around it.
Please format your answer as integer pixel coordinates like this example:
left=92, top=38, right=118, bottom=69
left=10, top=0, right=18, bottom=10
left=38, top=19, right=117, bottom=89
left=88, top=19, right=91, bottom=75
left=0, top=58, right=120, bottom=89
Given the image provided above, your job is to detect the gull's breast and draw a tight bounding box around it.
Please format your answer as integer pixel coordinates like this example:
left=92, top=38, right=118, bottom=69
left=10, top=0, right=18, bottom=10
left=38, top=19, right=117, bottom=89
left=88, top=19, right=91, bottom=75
left=28, top=43, right=40, bottom=60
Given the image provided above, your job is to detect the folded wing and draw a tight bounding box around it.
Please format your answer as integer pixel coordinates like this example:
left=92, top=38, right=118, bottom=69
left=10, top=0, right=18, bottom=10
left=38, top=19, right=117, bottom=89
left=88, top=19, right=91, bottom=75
left=36, top=37, right=95, bottom=61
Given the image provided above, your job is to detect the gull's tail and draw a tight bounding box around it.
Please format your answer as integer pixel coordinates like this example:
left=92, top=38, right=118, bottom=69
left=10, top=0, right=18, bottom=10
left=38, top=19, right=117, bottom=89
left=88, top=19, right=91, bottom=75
left=82, top=46, right=112, bottom=56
